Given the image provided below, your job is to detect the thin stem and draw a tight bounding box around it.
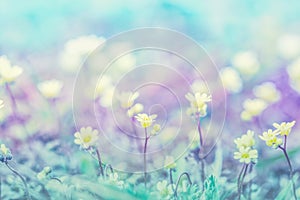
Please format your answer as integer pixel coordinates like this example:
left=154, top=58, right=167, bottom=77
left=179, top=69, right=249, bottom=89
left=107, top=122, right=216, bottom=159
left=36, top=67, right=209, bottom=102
left=197, top=118, right=203, bottom=147
left=104, top=164, right=114, bottom=179
left=237, top=164, right=246, bottom=197
left=200, top=158, right=205, bottom=188
left=174, top=172, right=192, bottom=197
left=5, top=162, right=31, bottom=200
left=284, top=135, right=287, bottom=150
left=278, top=144, right=297, bottom=200
left=96, top=149, right=104, bottom=177
left=247, top=164, right=253, bottom=200
left=50, top=177, right=62, bottom=184
left=169, top=168, right=175, bottom=192
left=143, top=128, right=149, bottom=188
left=238, top=164, right=248, bottom=200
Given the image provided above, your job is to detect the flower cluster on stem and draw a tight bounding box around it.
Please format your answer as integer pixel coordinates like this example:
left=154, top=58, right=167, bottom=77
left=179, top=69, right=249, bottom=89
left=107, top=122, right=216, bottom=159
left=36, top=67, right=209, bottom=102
left=259, top=120, right=297, bottom=200
left=233, top=130, right=258, bottom=200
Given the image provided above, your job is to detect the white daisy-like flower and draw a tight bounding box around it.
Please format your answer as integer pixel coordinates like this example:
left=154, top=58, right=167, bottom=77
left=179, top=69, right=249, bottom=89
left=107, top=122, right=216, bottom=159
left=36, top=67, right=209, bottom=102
left=0, top=56, right=23, bottom=84
left=74, top=127, right=99, bottom=149
left=135, top=113, right=157, bottom=128
left=38, top=79, right=63, bottom=99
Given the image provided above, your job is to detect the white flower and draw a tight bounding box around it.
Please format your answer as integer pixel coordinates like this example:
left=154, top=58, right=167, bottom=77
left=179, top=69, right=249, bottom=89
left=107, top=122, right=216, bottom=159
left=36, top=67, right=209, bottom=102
left=135, top=113, right=157, bottom=128
left=38, top=79, right=63, bottom=99
left=191, top=80, right=209, bottom=94
left=220, top=67, right=243, bottom=93
left=95, top=75, right=113, bottom=98
left=273, top=121, right=296, bottom=136
left=150, top=124, right=161, bottom=136
left=98, top=86, right=115, bottom=107
left=277, top=34, right=300, bottom=60
left=234, top=130, right=255, bottom=149
left=127, top=103, right=144, bottom=117
left=253, top=82, right=281, bottom=103
left=118, top=91, right=139, bottom=109
left=232, top=51, right=260, bottom=77
left=185, top=92, right=211, bottom=117
left=74, top=127, right=99, bottom=149
left=259, top=129, right=282, bottom=148
left=0, top=56, right=23, bottom=84
left=241, top=98, right=267, bottom=121
left=60, top=35, right=105, bottom=72
left=234, top=147, right=258, bottom=164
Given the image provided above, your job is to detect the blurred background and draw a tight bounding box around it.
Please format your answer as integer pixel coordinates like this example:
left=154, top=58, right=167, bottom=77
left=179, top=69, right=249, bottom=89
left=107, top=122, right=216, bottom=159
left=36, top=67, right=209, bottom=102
left=1, top=0, right=300, bottom=199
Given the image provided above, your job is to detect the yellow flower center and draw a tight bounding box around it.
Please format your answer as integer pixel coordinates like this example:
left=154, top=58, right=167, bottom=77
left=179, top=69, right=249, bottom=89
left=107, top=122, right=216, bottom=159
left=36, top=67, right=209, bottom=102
left=83, top=135, right=92, bottom=143
left=241, top=153, right=250, bottom=159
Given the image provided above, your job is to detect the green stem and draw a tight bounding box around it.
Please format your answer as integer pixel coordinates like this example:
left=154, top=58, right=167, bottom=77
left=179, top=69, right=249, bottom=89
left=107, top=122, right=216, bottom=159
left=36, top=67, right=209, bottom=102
left=96, top=149, right=104, bottom=177
left=50, top=177, right=62, bottom=184
left=174, top=172, right=192, bottom=197
left=169, top=168, right=175, bottom=192
left=5, top=162, right=31, bottom=200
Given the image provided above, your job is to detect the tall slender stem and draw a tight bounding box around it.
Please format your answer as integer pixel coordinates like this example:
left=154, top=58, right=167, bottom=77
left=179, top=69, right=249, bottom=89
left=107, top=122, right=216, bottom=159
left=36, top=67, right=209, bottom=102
left=174, top=172, right=192, bottom=197
left=197, top=118, right=203, bottom=147
left=278, top=144, right=297, bottom=200
left=96, top=149, right=104, bottom=177
left=247, top=164, right=253, bottom=200
left=197, top=119, right=206, bottom=189
left=143, top=128, right=149, bottom=188
left=238, top=164, right=248, bottom=200
left=200, top=159, right=205, bottom=187
left=237, top=164, right=245, bottom=198
left=169, top=169, right=175, bottom=192
left=5, top=162, right=31, bottom=200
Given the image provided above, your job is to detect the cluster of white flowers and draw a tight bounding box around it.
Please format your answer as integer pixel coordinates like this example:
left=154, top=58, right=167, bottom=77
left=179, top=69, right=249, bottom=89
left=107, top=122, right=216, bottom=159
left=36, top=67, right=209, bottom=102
left=241, top=82, right=281, bottom=121
left=185, top=92, right=212, bottom=118
left=233, top=130, right=258, bottom=164
left=118, top=91, right=144, bottom=117
left=259, top=121, right=296, bottom=148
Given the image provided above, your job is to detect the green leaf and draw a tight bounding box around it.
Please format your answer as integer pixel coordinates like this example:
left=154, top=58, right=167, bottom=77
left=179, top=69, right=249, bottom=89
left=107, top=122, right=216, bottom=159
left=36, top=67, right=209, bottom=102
left=201, top=174, right=220, bottom=200
left=275, top=181, right=292, bottom=200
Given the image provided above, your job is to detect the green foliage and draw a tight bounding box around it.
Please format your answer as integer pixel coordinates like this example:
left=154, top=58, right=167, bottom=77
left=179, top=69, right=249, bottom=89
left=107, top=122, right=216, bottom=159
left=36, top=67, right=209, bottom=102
left=201, top=174, right=219, bottom=200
